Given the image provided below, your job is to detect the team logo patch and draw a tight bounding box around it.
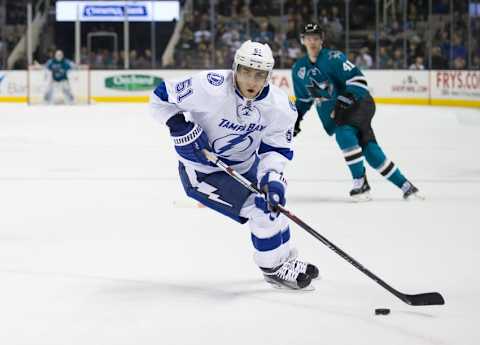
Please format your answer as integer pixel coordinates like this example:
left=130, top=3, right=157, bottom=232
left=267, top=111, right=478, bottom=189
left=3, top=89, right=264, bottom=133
left=212, top=133, right=254, bottom=157
left=297, top=67, right=306, bottom=79
left=207, top=72, right=224, bottom=86
left=286, top=129, right=293, bottom=143
left=328, top=50, right=342, bottom=60
left=236, top=103, right=261, bottom=123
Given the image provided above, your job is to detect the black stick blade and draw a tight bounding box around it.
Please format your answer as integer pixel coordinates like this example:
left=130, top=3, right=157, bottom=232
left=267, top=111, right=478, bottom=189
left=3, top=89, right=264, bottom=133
left=403, top=292, right=445, bottom=306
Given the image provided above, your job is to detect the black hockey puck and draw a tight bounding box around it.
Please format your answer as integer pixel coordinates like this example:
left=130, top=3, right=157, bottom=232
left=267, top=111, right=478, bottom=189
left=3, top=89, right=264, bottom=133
left=375, top=308, right=390, bottom=315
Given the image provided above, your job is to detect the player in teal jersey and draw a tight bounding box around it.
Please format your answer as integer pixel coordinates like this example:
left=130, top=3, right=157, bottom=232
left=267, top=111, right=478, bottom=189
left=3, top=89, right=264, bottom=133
left=44, top=50, right=75, bottom=104
left=292, top=24, right=423, bottom=201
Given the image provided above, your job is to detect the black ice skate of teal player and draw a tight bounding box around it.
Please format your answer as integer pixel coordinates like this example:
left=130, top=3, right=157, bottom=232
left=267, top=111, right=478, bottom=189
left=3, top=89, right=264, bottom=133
left=292, top=24, right=423, bottom=201
left=150, top=40, right=319, bottom=290
left=44, top=50, right=75, bottom=104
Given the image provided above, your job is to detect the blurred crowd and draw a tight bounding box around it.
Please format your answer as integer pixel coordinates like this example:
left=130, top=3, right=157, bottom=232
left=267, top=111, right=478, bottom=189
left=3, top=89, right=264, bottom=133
left=171, top=0, right=480, bottom=70
left=0, top=0, right=28, bottom=68
left=1, top=0, right=479, bottom=70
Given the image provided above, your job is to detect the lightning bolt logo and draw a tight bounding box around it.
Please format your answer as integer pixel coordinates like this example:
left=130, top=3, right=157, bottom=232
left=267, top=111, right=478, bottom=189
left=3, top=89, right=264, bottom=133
left=196, top=182, right=232, bottom=206
left=216, top=132, right=253, bottom=155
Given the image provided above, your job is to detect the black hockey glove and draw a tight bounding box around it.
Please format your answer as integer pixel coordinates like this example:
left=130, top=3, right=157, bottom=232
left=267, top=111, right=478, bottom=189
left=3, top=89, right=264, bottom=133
left=333, top=93, right=356, bottom=125
left=335, top=93, right=356, bottom=112
left=167, top=113, right=212, bottom=166
left=306, top=79, right=329, bottom=99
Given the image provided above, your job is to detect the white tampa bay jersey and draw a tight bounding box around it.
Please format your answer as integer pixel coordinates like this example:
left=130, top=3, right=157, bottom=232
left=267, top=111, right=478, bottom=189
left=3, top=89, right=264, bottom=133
left=150, top=70, right=297, bottom=178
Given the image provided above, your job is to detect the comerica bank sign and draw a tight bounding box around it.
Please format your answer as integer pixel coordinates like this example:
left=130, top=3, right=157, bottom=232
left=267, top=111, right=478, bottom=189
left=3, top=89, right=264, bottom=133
left=83, top=5, right=148, bottom=17
left=56, top=1, right=179, bottom=22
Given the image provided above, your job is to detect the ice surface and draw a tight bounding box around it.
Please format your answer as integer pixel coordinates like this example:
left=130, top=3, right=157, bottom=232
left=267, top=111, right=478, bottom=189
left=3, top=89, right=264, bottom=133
left=0, top=103, right=479, bottom=345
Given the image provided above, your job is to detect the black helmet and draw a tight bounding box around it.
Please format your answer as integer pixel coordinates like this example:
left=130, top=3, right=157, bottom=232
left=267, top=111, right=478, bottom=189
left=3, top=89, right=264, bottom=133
left=300, top=23, right=325, bottom=44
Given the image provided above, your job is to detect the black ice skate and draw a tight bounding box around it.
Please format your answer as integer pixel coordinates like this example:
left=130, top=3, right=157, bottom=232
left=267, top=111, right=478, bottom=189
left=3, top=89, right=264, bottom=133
left=287, top=248, right=319, bottom=279
left=261, top=261, right=312, bottom=290
left=402, top=181, right=425, bottom=200
left=350, top=175, right=371, bottom=202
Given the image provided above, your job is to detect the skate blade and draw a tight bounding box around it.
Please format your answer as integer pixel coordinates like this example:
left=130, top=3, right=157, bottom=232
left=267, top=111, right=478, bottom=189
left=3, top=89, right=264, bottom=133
left=350, top=192, right=372, bottom=203
left=270, top=283, right=315, bottom=292
left=405, top=192, right=426, bottom=201
left=266, top=280, right=315, bottom=292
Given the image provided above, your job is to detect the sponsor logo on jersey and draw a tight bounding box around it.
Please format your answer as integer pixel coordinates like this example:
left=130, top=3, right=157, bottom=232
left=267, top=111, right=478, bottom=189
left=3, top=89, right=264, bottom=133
left=105, top=74, right=163, bottom=91
left=297, top=67, right=306, bottom=79
left=212, top=132, right=254, bottom=157
left=206, top=72, right=224, bottom=86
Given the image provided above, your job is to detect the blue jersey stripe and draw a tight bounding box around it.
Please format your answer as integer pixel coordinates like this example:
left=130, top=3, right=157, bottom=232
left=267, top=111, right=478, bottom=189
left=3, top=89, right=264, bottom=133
left=258, top=142, right=293, bottom=160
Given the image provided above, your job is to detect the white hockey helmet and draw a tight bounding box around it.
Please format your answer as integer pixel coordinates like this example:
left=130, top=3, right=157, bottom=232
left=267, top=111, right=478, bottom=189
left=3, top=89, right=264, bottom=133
left=233, top=40, right=274, bottom=86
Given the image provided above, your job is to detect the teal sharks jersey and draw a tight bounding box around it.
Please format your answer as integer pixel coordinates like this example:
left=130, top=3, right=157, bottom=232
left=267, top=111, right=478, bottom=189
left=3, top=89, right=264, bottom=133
left=291, top=48, right=370, bottom=135
left=46, top=59, right=73, bottom=82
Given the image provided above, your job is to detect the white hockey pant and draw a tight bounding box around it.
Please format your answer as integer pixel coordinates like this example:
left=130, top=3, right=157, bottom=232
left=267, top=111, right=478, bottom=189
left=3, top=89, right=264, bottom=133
left=240, top=194, right=291, bottom=269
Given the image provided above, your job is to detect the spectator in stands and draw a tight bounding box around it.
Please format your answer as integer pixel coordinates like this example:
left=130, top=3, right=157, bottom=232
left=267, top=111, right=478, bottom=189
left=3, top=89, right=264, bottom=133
left=194, top=20, right=212, bottom=45
left=328, top=6, right=343, bottom=44
left=391, top=48, right=404, bottom=69
left=347, top=52, right=357, bottom=66
left=270, top=37, right=284, bottom=67
left=438, top=30, right=451, bottom=60
left=355, top=47, right=373, bottom=69
left=452, top=57, right=466, bottom=70
left=252, top=17, right=275, bottom=45
left=250, top=1, right=273, bottom=16
left=472, top=56, right=480, bottom=70
left=318, top=8, right=329, bottom=26
left=131, top=50, right=149, bottom=69
left=433, top=0, right=449, bottom=14
left=431, top=46, right=448, bottom=69
left=409, top=56, right=425, bottom=70
left=286, top=39, right=302, bottom=66
left=378, top=46, right=393, bottom=69
left=386, top=20, right=404, bottom=50
left=451, top=33, right=467, bottom=61
left=407, top=41, right=423, bottom=67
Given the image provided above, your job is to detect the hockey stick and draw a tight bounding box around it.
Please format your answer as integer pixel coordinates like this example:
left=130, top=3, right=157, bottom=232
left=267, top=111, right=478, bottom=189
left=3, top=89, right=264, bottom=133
left=203, top=150, right=445, bottom=306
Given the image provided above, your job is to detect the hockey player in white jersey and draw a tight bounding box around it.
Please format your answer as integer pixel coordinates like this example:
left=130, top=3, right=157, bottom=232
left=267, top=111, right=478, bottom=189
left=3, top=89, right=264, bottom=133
left=150, top=40, right=319, bottom=290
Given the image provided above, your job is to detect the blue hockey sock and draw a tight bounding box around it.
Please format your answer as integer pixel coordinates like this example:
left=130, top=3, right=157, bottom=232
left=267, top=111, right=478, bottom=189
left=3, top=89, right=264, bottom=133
left=335, top=125, right=365, bottom=179
left=364, top=142, right=407, bottom=188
